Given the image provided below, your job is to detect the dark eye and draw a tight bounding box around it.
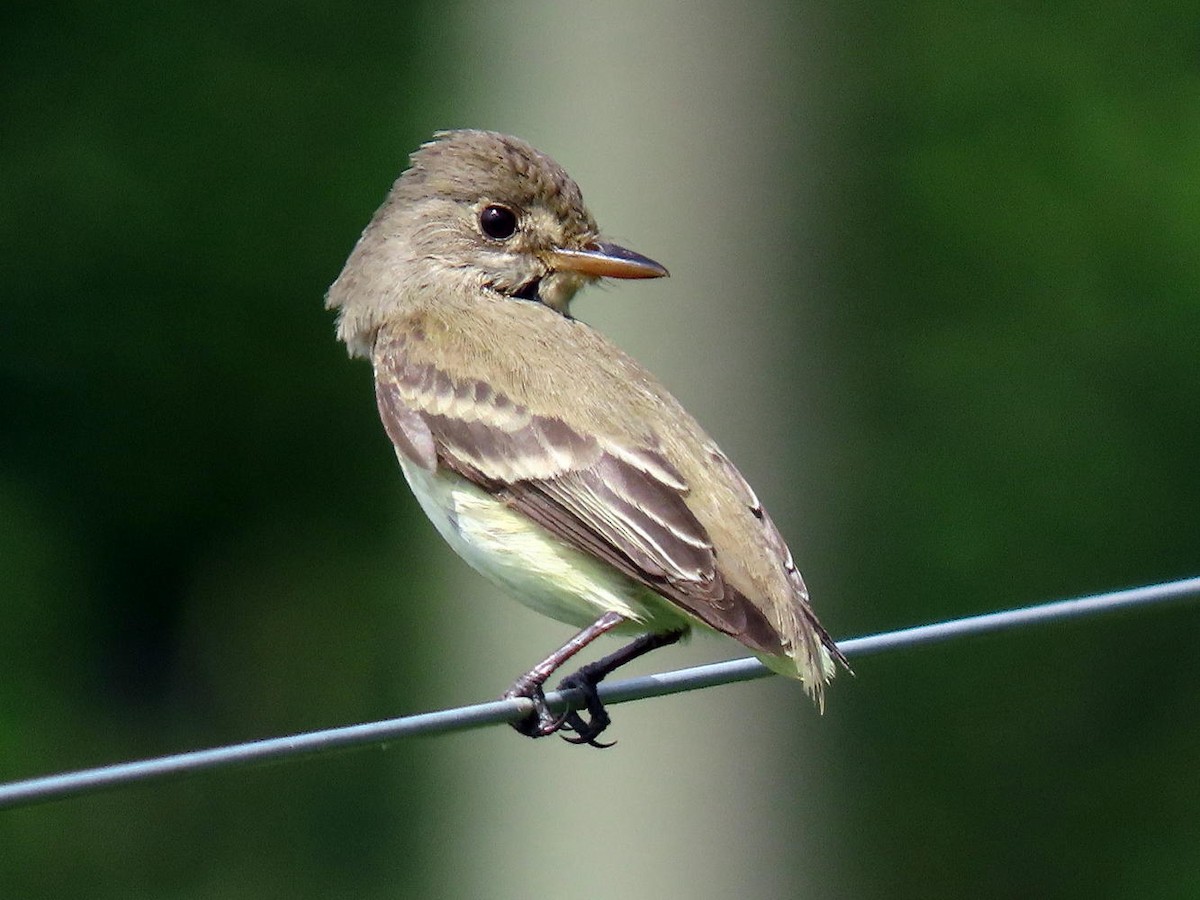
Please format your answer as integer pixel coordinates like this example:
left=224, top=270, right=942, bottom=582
left=479, top=204, right=519, bottom=240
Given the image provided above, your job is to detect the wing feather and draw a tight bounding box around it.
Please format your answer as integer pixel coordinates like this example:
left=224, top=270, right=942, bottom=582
left=373, top=338, right=786, bottom=653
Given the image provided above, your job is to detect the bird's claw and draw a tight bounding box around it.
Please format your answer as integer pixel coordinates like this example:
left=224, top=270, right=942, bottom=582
left=504, top=669, right=616, bottom=747
left=503, top=682, right=569, bottom=737
left=556, top=670, right=616, bottom=748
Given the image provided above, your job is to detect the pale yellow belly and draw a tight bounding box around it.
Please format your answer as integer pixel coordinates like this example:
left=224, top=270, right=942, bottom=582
left=397, top=454, right=691, bottom=635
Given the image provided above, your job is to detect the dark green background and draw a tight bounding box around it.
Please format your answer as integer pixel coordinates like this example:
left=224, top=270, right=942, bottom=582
left=3, top=2, right=1198, bottom=897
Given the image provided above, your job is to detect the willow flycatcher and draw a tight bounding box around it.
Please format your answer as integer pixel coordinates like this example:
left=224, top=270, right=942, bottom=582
left=327, top=130, right=847, bottom=745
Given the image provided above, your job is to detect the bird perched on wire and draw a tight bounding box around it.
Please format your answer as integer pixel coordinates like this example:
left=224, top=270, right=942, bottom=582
left=327, top=130, right=847, bottom=746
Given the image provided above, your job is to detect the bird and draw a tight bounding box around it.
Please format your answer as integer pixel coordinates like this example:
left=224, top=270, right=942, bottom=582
left=326, top=129, right=847, bottom=746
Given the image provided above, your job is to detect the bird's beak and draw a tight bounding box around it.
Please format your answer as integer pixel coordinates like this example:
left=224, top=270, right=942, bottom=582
left=545, top=240, right=669, bottom=280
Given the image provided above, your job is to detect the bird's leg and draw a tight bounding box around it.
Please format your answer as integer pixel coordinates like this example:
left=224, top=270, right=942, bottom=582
left=504, top=611, right=626, bottom=738
left=558, top=628, right=686, bottom=747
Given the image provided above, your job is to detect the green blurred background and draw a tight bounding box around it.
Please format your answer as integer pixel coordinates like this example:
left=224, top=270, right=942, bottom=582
left=3, top=1, right=1198, bottom=897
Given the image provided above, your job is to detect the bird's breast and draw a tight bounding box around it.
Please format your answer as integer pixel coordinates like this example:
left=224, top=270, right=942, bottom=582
left=395, top=451, right=690, bottom=635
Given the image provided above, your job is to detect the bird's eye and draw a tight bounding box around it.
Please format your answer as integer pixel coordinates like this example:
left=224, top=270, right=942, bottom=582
left=479, top=204, right=519, bottom=240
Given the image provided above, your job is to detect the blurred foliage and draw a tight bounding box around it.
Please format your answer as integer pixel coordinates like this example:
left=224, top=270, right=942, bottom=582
left=1, top=1, right=1198, bottom=898
left=817, top=3, right=1200, bottom=897
left=1, top=1, right=451, bottom=895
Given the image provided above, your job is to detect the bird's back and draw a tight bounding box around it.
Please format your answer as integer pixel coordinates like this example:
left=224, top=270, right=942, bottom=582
left=376, top=292, right=843, bottom=693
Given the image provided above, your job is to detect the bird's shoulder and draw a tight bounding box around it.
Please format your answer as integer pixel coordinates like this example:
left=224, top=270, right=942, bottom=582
left=370, top=299, right=770, bottom=519
left=373, top=298, right=684, bottom=438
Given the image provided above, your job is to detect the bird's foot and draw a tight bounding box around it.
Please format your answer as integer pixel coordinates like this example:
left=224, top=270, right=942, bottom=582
left=556, top=666, right=615, bottom=748
left=503, top=667, right=615, bottom=747
left=503, top=678, right=569, bottom=738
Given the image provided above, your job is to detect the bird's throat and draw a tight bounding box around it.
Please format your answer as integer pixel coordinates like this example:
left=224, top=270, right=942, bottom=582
left=512, top=278, right=543, bottom=303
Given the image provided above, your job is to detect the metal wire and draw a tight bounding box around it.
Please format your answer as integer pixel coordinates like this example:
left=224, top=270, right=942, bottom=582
left=2, top=575, right=1198, bottom=811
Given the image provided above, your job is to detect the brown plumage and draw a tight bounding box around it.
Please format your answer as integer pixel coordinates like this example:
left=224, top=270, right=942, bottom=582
left=328, top=130, right=846, bottom=741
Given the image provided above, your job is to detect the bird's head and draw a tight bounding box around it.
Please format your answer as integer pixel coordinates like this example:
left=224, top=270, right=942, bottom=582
left=327, top=130, right=667, bottom=357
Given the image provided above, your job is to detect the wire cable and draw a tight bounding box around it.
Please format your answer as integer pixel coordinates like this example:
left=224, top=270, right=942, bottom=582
left=1, top=575, right=1197, bottom=811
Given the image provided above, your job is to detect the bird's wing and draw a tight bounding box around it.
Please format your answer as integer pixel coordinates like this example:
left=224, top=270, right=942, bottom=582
left=373, top=339, right=786, bottom=654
